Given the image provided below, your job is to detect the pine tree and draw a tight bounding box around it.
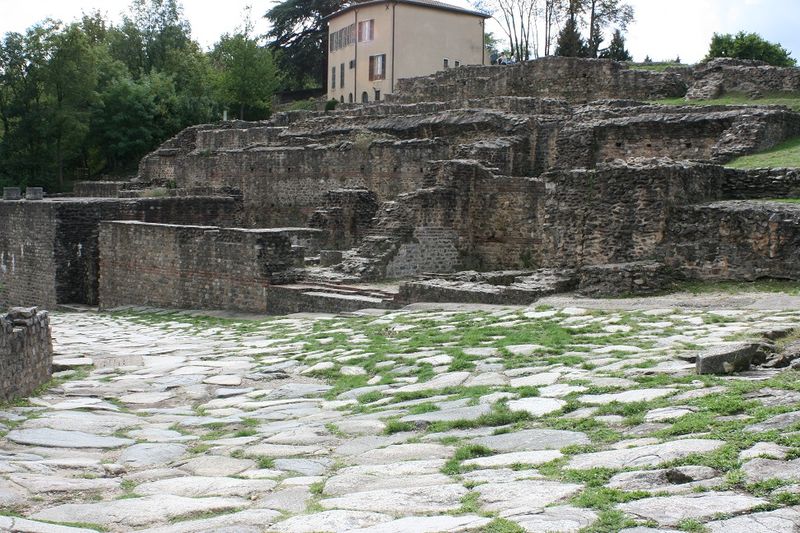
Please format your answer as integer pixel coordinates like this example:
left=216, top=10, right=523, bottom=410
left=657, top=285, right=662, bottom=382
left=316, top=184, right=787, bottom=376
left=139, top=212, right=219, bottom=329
left=555, top=1, right=586, bottom=57
left=600, top=29, right=632, bottom=61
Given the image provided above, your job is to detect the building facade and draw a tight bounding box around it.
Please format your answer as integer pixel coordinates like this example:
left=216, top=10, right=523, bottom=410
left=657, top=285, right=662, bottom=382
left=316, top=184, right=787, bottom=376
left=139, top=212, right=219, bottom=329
left=326, top=0, right=489, bottom=103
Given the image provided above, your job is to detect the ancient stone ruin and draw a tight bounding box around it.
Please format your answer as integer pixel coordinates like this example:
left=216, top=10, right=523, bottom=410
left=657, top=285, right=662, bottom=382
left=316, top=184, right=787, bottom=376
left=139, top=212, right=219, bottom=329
left=2, top=56, right=800, bottom=313
left=0, top=307, right=53, bottom=402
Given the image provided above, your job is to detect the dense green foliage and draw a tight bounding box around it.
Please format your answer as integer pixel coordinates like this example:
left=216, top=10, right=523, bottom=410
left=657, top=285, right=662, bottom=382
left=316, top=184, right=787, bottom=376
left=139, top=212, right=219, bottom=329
left=0, top=0, right=280, bottom=191
left=706, top=31, right=796, bottom=67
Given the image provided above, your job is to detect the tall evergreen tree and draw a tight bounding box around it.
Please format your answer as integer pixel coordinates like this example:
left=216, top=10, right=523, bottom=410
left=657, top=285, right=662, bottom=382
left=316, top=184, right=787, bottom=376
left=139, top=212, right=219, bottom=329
left=555, top=1, right=586, bottom=57
left=600, top=29, right=632, bottom=61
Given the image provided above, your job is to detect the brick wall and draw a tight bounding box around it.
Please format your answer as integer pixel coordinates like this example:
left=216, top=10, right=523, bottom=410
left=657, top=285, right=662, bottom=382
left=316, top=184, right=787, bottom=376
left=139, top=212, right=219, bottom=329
left=99, top=222, right=305, bottom=312
left=0, top=197, right=240, bottom=308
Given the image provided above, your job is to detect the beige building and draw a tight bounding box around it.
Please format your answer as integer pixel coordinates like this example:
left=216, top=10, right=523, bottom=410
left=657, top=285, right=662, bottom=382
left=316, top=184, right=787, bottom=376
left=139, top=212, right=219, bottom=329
left=325, top=0, right=489, bottom=103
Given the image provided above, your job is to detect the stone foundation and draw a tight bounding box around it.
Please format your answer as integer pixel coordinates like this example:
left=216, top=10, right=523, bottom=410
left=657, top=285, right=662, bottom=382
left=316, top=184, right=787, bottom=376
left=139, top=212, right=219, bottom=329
left=0, top=307, right=52, bottom=402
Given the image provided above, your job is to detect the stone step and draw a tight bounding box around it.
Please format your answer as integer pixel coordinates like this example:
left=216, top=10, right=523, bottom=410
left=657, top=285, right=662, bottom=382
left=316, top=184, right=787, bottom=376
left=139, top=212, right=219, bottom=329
left=265, top=283, right=399, bottom=315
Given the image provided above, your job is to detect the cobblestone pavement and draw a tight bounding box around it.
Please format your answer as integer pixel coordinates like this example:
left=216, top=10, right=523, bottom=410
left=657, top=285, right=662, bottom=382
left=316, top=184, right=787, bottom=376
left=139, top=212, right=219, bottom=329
left=3, top=299, right=800, bottom=532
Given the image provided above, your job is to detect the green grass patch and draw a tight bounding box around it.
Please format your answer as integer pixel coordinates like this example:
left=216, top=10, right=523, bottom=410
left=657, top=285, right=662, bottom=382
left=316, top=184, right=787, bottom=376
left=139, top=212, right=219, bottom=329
left=384, top=418, right=415, bottom=435
left=654, top=92, right=800, bottom=112
left=482, top=518, right=526, bottom=533
left=441, top=444, right=494, bottom=475
left=726, top=136, right=800, bottom=169
left=675, top=279, right=800, bottom=296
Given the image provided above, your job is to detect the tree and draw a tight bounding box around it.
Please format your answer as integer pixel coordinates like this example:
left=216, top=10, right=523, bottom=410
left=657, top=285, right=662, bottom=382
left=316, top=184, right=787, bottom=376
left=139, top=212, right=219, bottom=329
left=705, top=31, right=796, bottom=67
left=477, top=0, right=537, bottom=62
left=265, top=0, right=344, bottom=89
left=45, top=23, right=98, bottom=188
left=542, top=0, right=565, bottom=57
left=212, top=11, right=279, bottom=120
left=582, top=0, right=633, bottom=58
left=599, top=29, right=632, bottom=61
left=485, top=32, right=501, bottom=63
left=555, top=1, right=585, bottom=57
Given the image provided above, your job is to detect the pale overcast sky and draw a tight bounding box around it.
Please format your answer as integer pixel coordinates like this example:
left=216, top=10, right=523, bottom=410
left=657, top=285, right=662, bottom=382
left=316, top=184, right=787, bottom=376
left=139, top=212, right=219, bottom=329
left=0, top=0, right=797, bottom=64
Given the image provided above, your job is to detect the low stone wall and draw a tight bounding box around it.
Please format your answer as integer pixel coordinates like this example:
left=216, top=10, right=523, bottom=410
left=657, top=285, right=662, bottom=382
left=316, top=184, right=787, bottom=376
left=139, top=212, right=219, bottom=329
left=0, top=307, right=52, bottom=402
left=687, top=58, right=800, bottom=100
left=99, top=222, right=310, bottom=312
left=388, top=57, right=687, bottom=104
left=0, top=197, right=240, bottom=308
left=663, top=200, right=800, bottom=280
left=578, top=261, right=673, bottom=297
left=73, top=181, right=125, bottom=197
left=722, top=168, right=800, bottom=199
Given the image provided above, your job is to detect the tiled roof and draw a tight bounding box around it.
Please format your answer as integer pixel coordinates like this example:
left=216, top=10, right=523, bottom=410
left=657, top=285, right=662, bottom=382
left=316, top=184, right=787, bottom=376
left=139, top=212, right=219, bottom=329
left=325, top=0, right=491, bottom=21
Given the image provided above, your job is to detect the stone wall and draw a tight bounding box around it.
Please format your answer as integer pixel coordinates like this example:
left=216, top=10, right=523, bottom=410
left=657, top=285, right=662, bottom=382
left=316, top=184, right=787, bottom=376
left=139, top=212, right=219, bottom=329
left=687, top=59, right=800, bottom=100
left=663, top=200, right=800, bottom=280
left=0, top=197, right=239, bottom=308
left=73, top=181, right=125, bottom=197
left=722, top=168, right=800, bottom=199
left=0, top=307, right=52, bottom=402
left=388, top=57, right=687, bottom=104
left=309, top=189, right=380, bottom=249
left=338, top=159, right=728, bottom=278
left=99, top=222, right=310, bottom=312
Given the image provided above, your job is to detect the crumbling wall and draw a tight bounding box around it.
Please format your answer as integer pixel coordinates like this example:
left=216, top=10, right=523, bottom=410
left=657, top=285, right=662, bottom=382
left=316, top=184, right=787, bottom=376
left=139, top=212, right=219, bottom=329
left=388, top=57, right=687, bottom=104
left=0, top=197, right=240, bottom=308
left=0, top=307, right=52, bottom=402
left=663, top=200, right=800, bottom=280
left=309, top=189, right=380, bottom=249
left=722, top=168, right=800, bottom=199
left=99, top=222, right=306, bottom=312
left=687, top=58, right=800, bottom=100
left=339, top=160, right=728, bottom=278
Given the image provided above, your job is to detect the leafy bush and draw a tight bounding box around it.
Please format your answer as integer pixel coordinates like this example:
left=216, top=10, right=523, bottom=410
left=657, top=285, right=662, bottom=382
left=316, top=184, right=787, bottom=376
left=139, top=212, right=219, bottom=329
left=706, top=31, right=796, bottom=67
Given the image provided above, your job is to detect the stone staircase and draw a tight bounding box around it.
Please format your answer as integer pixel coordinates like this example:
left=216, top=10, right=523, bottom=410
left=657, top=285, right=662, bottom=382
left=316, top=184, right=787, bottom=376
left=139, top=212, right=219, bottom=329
left=265, top=282, right=399, bottom=315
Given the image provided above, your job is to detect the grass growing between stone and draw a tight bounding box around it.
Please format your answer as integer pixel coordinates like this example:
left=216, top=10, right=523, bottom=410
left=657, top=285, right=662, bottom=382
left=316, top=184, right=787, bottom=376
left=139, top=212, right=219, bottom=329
left=726, top=136, right=800, bottom=169
left=675, top=279, right=800, bottom=296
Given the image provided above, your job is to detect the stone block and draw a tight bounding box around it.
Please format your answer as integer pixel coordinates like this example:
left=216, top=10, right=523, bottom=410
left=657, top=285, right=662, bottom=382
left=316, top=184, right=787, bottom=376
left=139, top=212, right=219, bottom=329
left=3, top=187, right=21, bottom=201
left=696, top=343, right=758, bottom=375
left=25, top=187, right=43, bottom=200
left=320, top=250, right=343, bottom=267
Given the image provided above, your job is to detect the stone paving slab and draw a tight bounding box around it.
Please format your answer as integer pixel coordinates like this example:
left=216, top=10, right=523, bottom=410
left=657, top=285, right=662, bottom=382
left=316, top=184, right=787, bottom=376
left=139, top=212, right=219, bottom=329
left=3, top=303, right=800, bottom=531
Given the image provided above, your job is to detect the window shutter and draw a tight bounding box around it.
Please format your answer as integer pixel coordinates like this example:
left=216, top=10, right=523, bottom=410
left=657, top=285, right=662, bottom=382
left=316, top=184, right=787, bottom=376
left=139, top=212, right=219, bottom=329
left=369, top=55, right=375, bottom=81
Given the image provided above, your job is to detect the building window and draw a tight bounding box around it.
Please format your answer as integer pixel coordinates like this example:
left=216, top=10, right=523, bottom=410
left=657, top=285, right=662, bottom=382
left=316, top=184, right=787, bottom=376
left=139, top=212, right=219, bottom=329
left=349, top=93, right=353, bottom=103
left=358, top=19, right=374, bottom=42
left=331, top=67, right=336, bottom=89
left=340, top=95, right=344, bottom=103
left=329, top=24, right=356, bottom=52
left=369, top=54, right=386, bottom=81
left=443, top=58, right=449, bottom=69
left=362, top=91, right=369, bottom=103
left=374, top=89, right=381, bottom=101
left=349, top=59, right=355, bottom=69
left=340, top=63, right=345, bottom=87
left=454, top=60, right=460, bottom=67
